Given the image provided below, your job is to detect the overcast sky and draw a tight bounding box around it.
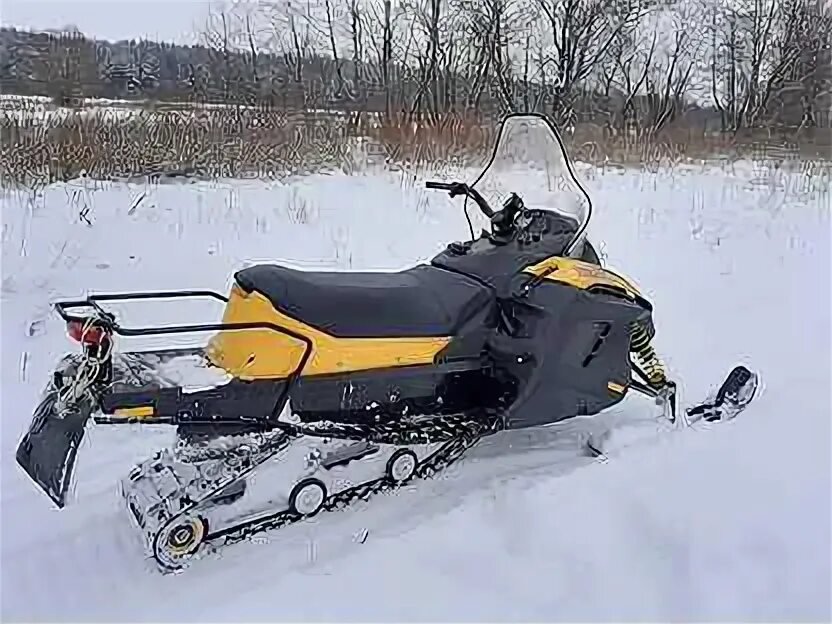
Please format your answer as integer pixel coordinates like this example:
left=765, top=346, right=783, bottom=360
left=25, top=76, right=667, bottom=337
left=1, top=0, right=216, bottom=44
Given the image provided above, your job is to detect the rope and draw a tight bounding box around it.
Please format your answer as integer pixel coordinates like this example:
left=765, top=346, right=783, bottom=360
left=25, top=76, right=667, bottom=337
left=55, top=314, right=112, bottom=410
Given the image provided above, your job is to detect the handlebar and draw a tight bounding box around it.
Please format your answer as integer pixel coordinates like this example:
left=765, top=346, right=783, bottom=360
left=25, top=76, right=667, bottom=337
left=425, top=181, right=456, bottom=191
left=424, top=180, right=494, bottom=218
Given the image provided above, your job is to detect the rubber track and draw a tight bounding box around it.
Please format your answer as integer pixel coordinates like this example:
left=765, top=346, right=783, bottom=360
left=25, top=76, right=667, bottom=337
left=150, top=412, right=504, bottom=572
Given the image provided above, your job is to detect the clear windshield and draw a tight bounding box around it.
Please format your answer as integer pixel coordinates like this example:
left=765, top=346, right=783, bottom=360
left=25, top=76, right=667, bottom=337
left=470, top=114, right=592, bottom=255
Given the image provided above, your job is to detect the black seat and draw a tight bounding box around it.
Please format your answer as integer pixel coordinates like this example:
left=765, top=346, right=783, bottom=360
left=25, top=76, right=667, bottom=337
left=234, top=264, right=493, bottom=338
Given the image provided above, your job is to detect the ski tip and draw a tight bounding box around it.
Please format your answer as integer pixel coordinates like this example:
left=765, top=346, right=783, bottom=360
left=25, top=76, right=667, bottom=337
left=684, top=365, right=760, bottom=424
left=720, top=365, right=760, bottom=409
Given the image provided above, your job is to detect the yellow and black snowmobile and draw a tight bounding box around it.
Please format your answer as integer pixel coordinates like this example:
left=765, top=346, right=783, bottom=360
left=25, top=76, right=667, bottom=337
left=15, top=113, right=757, bottom=572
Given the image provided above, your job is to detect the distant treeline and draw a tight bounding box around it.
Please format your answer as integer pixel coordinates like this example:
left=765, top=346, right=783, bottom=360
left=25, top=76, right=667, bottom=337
left=0, top=26, right=528, bottom=117
left=1, top=0, right=830, bottom=134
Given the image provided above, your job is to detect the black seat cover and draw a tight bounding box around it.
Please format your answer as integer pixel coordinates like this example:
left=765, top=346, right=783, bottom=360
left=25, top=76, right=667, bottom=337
left=234, top=264, right=493, bottom=338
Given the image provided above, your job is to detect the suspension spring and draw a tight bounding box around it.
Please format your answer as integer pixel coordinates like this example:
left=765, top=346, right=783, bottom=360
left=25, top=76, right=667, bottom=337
left=630, top=323, right=667, bottom=387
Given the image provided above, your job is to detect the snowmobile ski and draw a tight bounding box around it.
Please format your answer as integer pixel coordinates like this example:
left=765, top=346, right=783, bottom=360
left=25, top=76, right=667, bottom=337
left=585, top=365, right=760, bottom=459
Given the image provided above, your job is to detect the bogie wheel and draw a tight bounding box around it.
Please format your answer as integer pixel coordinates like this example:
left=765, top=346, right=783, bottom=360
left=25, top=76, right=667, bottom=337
left=386, top=449, right=418, bottom=484
left=289, top=479, right=327, bottom=516
left=155, top=514, right=208, bottom=571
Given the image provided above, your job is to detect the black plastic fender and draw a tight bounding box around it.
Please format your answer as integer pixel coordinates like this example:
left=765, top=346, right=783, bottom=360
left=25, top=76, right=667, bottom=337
left=15, top=388, right=93, bottom=508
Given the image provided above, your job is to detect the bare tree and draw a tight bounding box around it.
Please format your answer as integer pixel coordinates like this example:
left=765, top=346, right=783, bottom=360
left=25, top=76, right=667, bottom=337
left=707, top=0, right=828, bottom=131
left=452, top=0, right=533, bottom=115
left=534, top=0, right=647, bottom=126
left=399, top=0, right=444, bottom=119
left=245, top=13, right=260, bottom=89
left=454, top=2, right=492, bottom=112
left=363, top=0, right=415, bottom=116
left=605, top=25, right=656, bottom=134
left=641, top=2, right=705, bottom=134
left=491, top=0, right=522, bottom=113
left=272, top=1, right=309, bottom=86
left=347, top=0, right=364, bottom=103
left=203, top=7, right=232, bottom=101
left=774, top=0, right=832, bottom=128
left=322, top=0, right=346, bottom=97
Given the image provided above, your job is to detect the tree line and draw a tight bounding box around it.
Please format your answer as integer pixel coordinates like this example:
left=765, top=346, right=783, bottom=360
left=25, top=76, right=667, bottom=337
left=1, top=0, right=830, bottom=133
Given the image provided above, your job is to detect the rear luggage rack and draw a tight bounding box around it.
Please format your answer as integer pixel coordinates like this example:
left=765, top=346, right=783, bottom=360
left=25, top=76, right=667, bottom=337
left=53, top=289, right=314, bottom=425
left=17, top=289, right=318, bottom=508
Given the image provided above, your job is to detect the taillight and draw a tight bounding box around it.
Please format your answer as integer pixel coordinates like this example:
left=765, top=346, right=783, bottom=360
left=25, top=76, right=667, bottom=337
left=67, top=320, right=109, bottom=346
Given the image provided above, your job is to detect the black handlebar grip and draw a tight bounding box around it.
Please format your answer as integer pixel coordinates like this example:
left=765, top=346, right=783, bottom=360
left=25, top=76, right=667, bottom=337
left=425, top=181, right=453, bottom=190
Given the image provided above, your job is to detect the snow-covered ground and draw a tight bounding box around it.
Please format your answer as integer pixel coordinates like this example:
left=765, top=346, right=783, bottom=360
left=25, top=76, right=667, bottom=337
left=1, top=160, right=829, bottom=621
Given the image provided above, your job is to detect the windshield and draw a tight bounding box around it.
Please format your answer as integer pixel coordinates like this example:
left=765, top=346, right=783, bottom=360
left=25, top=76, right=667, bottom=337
left=469, top=114, right=592, bottom=256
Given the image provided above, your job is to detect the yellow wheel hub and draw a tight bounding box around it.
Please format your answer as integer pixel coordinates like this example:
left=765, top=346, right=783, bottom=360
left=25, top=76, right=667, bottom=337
left=166, top=518, right=205, bottom=556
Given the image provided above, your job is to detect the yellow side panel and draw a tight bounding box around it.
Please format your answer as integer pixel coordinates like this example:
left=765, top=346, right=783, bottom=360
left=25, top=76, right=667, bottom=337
left=113, top=406, right=155, bottom=419
left=206, top=285, right=452, bottom=380
left=523, top=257, right=641, bottom=300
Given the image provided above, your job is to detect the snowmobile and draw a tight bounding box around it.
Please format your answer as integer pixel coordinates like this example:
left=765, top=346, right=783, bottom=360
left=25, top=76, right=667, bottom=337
left=15, top=113, right=758, bottom=573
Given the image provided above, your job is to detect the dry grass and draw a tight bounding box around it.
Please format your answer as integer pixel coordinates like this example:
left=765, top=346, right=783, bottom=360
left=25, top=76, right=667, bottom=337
left=1, top=104, right=829, bottom=188
left=0, top=107, right=357, bottom=187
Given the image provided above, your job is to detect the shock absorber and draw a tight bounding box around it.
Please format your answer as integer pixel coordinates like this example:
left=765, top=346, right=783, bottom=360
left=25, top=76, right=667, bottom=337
left=629, top=322, right=667, bottom=388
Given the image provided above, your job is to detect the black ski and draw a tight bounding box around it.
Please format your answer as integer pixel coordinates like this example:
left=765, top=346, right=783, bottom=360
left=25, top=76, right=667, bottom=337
left=586, top=365, right=759, bottom=459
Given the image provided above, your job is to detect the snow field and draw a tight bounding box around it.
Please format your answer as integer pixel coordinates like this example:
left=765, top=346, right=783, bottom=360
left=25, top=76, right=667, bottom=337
left=1, top=159, right=829, bottom=621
